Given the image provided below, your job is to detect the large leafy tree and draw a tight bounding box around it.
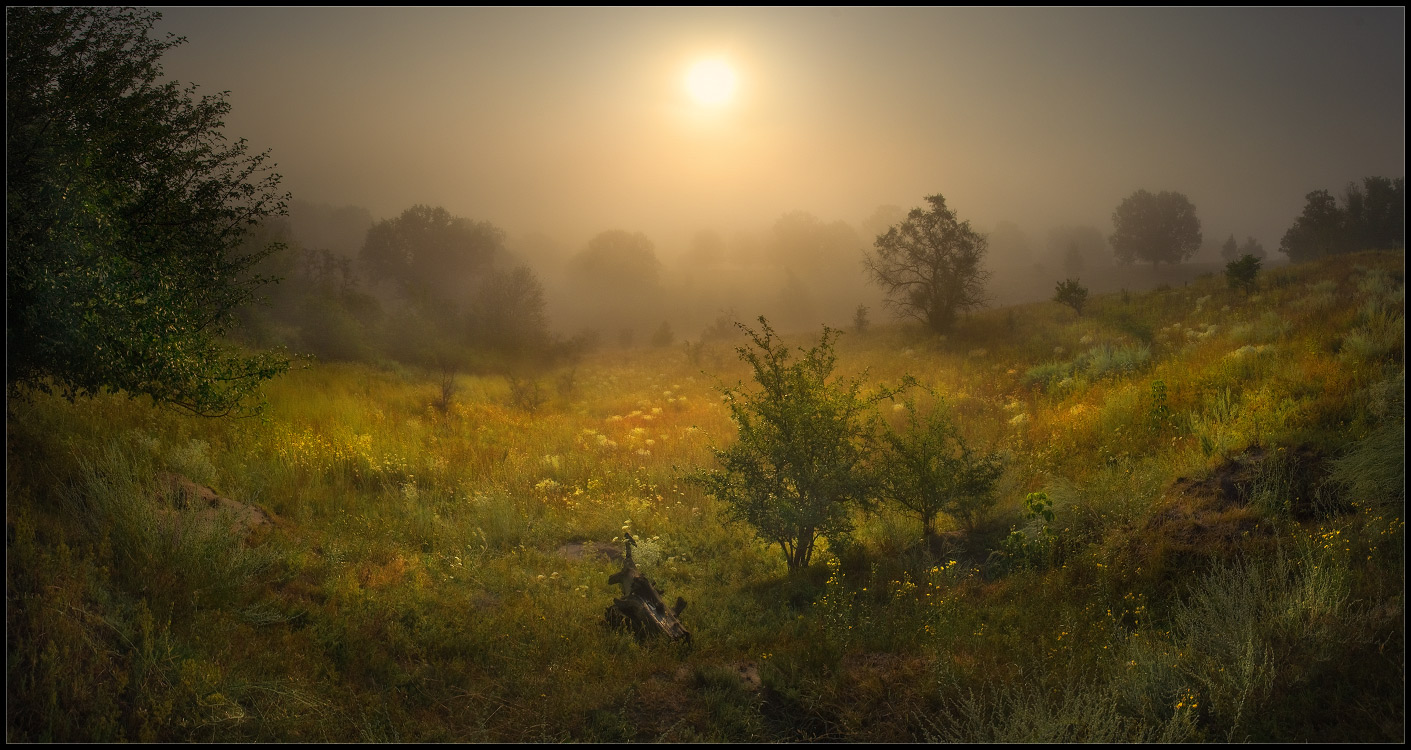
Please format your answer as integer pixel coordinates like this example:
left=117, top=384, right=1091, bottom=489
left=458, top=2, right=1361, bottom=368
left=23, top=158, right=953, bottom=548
left=863, top=194, right=990, bottom=334
left=692, top=318, right=900, bottom=572
left=7, top=7, right=289, bottom=415
left=566, top=229, right=662, bottom=289
left=1109, top=189, right=1203, bottom=269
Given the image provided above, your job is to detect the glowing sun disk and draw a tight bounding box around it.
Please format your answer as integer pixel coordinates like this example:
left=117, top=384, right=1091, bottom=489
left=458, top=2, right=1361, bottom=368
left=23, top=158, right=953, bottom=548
left=685, top=58, right=736, bottom=106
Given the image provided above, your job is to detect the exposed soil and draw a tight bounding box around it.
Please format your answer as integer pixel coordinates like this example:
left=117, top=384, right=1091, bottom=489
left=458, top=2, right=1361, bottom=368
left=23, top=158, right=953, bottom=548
left=155, top=471, right=273, bottom=537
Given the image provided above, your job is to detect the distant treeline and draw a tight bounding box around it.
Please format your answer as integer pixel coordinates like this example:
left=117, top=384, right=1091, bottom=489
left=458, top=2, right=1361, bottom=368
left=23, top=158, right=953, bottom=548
left=1281, top=176, right=1405, bottom=262
left=235, top=205, right=587, bottom=375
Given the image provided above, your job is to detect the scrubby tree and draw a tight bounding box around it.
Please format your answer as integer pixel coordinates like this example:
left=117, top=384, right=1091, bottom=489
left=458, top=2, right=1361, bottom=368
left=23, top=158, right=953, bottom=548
left=692, top=318, right=901, bottom=572
left=864, top=194, right=990, bottom=334
left=877, top=399, right=1006, bottom=540
left=1054, top=279, right=1089, bottom=316
left=7, top=7, right=290, bottom=415
left=1109, top=189, right=1203, bottom=269
left=1226, top=254, right=1261, bottom=294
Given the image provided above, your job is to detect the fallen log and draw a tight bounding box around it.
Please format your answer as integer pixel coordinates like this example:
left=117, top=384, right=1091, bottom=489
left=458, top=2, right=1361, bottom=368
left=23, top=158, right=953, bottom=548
left=604, top=533, right=690, bottom=643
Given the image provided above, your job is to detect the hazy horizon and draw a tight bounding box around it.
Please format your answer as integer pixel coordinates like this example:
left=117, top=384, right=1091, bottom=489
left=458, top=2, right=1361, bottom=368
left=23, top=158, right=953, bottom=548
left=154, top=7, right=1404, bottom=261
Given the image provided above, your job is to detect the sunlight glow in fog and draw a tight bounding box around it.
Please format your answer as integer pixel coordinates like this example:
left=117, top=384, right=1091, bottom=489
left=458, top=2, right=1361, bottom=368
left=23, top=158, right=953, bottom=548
left=685, top=58, right=737, bottom=107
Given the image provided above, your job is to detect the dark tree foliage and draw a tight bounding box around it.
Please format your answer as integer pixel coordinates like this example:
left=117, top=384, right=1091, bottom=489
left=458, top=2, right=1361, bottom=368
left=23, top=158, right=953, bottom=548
left=864, top=194, right=990, bottom=334
left=1281, top=178, right=1405, bottom=261
left=1109, top=189, right=1203, bottom=269
left=691, top=318, right=901, bottom=572
left=1054, top=278, right=1089, bottom=316
left=7, top=7, right=290, bottom=415
left=1342, top=177, right=1406, bottom=251
left=1279, top=190, right=1345, bottom=263
left=360, top=204, right=504, bottom=304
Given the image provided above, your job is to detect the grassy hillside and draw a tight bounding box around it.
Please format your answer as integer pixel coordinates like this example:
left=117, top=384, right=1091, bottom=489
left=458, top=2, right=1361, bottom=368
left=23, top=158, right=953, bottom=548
left=6, top=252, right=1403, bottom=742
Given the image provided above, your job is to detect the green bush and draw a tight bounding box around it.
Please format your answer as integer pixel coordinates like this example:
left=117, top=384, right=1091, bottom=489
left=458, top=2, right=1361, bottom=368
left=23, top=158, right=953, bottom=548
left=876, top=398, right=1005, bottom=538
left=692, top=318, right=900, bottom=572
left=1226, top=254, right=1262, bottom=293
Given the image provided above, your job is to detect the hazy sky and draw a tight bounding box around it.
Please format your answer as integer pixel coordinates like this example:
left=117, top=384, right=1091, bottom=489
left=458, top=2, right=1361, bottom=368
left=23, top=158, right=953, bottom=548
left=154, top=7, right=1405, bottom=255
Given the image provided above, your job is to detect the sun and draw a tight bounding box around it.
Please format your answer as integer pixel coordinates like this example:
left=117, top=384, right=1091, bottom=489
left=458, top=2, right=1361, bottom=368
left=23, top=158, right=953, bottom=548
left=684, top=58, right=737, bottom=107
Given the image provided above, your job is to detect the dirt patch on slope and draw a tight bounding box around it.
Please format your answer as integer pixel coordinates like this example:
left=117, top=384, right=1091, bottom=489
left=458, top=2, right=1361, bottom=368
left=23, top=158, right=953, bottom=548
left=155, top=472, right=273, bottom=538
left=555, top=541, right=623, bottom=562
left=1115, top=445, right=1328, bottom=580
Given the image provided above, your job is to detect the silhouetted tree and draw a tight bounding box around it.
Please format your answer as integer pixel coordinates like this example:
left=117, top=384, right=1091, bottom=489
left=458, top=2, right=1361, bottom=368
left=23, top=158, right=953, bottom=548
left=853, top=305, right=870, bottom=334
left=1047, top=225, right=1108, bottom=273
left=466, top=266, right=550, bottom=359
left=864, top=194, right=990, bottom=334
left=1239, top=236, right=1266, bottom=260
left=1109, top=189, right=1203, bottom=269
left=1221, top=234, right=1240, bottom=262
left=568, top=229, right=661, bottom=289
left=1063, top=242, right=1085, bottom=276
left=650, top=321, right=675, bottom=348
left=1343, top=177, right=1406, bottom=251
left=7, top=7, right=289, bottom=415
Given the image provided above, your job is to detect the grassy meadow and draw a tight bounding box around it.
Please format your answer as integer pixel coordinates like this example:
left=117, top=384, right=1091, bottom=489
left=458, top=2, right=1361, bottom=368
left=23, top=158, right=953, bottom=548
left=6, top=251, right=1404, bottom=742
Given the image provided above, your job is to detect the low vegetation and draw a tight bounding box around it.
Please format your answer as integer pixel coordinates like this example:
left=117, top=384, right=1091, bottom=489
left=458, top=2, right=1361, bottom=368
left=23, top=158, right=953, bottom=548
left=7, top=251, right=1404, bottom=741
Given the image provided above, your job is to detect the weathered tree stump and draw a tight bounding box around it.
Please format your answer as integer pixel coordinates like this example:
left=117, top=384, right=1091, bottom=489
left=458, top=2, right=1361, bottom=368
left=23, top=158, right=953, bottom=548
left=604, top=533, right=690, bottom=643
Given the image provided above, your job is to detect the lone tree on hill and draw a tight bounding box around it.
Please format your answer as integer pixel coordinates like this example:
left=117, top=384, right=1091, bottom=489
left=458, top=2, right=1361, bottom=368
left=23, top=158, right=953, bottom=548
left=7, top=7, right=290, bottom=415
left=864, top=194, right=990, bottom=334
left=691, top=318, right=903, bottom=572
left=1109, top=189, right=1203, bottom=270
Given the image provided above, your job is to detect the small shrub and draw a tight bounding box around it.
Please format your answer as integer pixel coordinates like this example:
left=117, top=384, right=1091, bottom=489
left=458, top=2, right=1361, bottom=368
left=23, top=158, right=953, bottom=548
left=1226, top=254, right=1261, bottom=293
left=875, top=397, right=1006, bottom=540
left=506, top=375, right=545, bottom=413
left=1054, top=278, right=1089, bottom=316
